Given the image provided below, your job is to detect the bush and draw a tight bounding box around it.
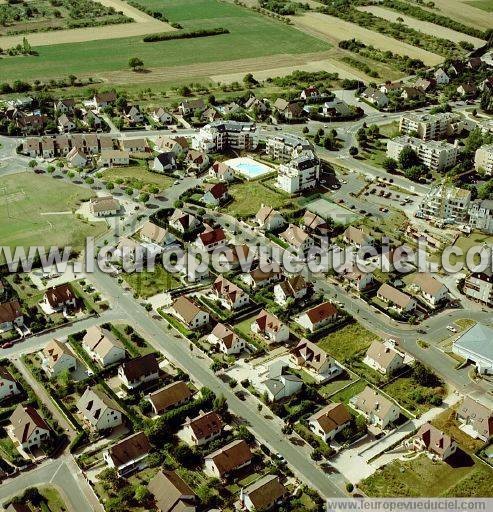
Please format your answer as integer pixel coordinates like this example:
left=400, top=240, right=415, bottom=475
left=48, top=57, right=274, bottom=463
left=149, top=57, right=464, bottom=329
left=143, top=28, right=229, bottom=43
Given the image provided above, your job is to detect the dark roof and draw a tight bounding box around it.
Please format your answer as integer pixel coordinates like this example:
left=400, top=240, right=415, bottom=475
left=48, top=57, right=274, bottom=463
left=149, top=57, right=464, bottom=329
left=0, top=301, right=22, bottom=323
left=106, top=431, right=151, bottom=467
left=120, top=353, right=159, bottom=382
left=44, top=284, right=75, bottom=308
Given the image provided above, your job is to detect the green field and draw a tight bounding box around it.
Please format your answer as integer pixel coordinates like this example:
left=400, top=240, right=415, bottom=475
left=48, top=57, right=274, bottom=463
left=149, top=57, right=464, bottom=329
left=317, top=322, right=376, bottom=362
left=101, top=162, right=173, bottom=192
left=0, top=173, right=107, bottom=256
left=123, top=264, right=181, bottom=298
left=466, top=0, right=493, bottom=11
left=0, top=0, right=330, bottom=82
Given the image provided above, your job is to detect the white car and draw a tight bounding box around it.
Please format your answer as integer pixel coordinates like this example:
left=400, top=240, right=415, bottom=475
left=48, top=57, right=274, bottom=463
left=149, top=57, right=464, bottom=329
left=447, top=325, right=457, bottom=333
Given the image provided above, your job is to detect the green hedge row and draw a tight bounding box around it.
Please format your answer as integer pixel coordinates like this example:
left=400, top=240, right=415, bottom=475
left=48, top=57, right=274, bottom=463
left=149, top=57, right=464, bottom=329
left=143, top=27, right=229, bottom=43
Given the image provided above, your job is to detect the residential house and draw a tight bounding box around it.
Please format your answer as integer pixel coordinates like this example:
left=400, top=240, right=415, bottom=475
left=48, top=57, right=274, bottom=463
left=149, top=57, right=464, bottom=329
left=54, top=99, right=75, bottom=113
left=463, top=269, right=493, bottom=306
left=202, top=182, right=228, bottom=206
left=410, top=423, right=457, bottom=460
left=148, top=470, right=196, bottom=512
left=361, top=87, right=389, bottom=108
left=350, top=386, right=400, bottom=429
left=57, top=114, right=76, bottom=133
left=300, top=86, right=319, bottom=100
left=169, top=209, right=201, bottom=233
left=123, top=138, right=148, bottom=154
left=140, top=221, right=176, bottom=247
left=118, top=353, right=160, bottom=390
left=321, top=97, right=352, bottom=118
left=23, top=138, right=41, bottom=157
left=414, top=78, right=436, bottom=93
left=42, top=339, right=77, bottom=377
left=457, top=83, right=477, bottom=97
left=195, top=227, right=226, bottom=252
left=9, top=405, right=51, bottom=451
left=208, top=323, right=246, bottom=355
left=153, top=152, right=177, bottom=173
left=296, top=302, right=338, bottom=333
left=273, top=98, right=305, bottom=120
left=290, top=339, right=342, bottom=383
left=185, top=149, right=209, bottom=173
left=77, top=387, right=123, bottom=431
left=401, top=87, right=425, bottom=101
left=303, top=210, right=331, bottom=236
left=474, top=144, right=493, bottom=175
left=255, top=205, right=285, bottom=232
left=150, top=108, right=173, bottom=125
left=41, top=284, right=77, bottom=315
left=155, top=135, right=189, bottom=155
left=204, top=439, right=253, bottom=479
left=245, top=96, right=268, bottom=116
left=201, top=106, right=222, bottom=123
left=94, top=92, right=117, bottom=111
left=103, top=431, right=151, bottom=476
left=240, top=474, right=288, bottom=511
left=123, top=105, right=144, bottom=125
left=251, top=310, right=289, bottom=344
left=453, top=323, right=493, bottom=374
left=448, top=60, right=465, bottom=76
left=82, top=325, right=126, bottom=367
left=377, top=283, right=417, bottom=314
left=308, top=403, right=351, bottom=442
left=457, top=396, right=493, bottom=442
left=182, top=410, right=222, bottom=446
left=261, top=362, right=303, bottom=402
left=338, top=265, right=374, bottom=292
left=82, top=110, right=102, bottom=130
left=274, top=275, right=308, bottom=306
left=279, top=224, right=314, bottom=254
left=171, top=296, right=210, bottom=330
left=179, top=99, right=205, bottom=117
left=89, top=196, right=120, bottom=217
left=212, top=276, right=249, bottom=310
left=412, top=273, right=449, bottom=307
left=434, top=68, right=450, bottom=85
left=66, top=147, right=87, bottom=168
left=241, top=266, right=282, bottom=290
left=99, top=149, right=130, bottom=167
left=148, top=381, right=193, bottom=415
left=0, top=366, right=21, bottom=402
left=363, top=340, right=405, bottom=375
left=0, top=301, right=24, bottom=333
left=209, top=161, right=235, bottom=182
left=343, top=226, right=374, bottom=250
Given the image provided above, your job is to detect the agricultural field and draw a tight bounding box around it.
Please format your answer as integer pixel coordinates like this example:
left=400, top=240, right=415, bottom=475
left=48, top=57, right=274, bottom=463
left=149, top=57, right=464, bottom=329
left=0, top=173, right=107, bottom=259
left=357, top=6, right=485, bottom=48
left=428, top=0, right=493, bottom=29
left=466, top=0, right=493, bottom=11
left=0, top=0, right=330, bottom=83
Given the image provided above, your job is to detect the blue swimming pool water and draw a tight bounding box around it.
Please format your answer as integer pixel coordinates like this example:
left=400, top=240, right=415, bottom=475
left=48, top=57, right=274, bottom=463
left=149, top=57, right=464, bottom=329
left=232, top=160, right=270, bottom=178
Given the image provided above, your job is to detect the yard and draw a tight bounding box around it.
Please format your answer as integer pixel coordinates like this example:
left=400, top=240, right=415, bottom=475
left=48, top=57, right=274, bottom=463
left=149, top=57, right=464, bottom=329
left=0, top=0, right=330, bottom=82
left=122, top=264, right=181, bottom=298
left=223, top=179, right=291, bottom=218
left=359, top=453, right=493, bottom=497
left=317, top=322, right=376, bottom=362
left=451, top=232, right=493, bottom=265
left=0, top=173, right=107, bottom=260
left=329, top=379, right=367, bottom=405
left=101, top=161, right=173, bottom=193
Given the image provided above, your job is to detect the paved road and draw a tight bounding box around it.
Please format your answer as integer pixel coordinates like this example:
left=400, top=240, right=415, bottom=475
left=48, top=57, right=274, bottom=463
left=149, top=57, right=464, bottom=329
left=1, top=455, right=103, bottom=512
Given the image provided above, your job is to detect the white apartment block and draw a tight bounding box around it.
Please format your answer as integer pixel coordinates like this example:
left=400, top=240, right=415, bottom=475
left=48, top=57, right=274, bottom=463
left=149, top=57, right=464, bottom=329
left=399, top=112, right=462, bottom=141
left=474, top=144, right=493, bottom=175
left=265, top=134, right=312, bottom=162
left=193, top=121, right=259, bottom=152
left=387, top=136, right=459, bottom=171
left=469, top=199, right=493, bottom=234
left=276, top=151, right=320, bottom=194
left=418, top=183, right=471, bottom=222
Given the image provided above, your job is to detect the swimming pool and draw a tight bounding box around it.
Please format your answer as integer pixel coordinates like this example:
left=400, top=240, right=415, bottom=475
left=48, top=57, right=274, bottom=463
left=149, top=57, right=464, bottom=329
left=224, top=157, right=273, bottom=179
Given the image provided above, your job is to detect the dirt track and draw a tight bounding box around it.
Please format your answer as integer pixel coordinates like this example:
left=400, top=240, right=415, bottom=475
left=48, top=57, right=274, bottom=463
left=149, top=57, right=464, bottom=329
left=291, top=12, right=444, bottom=66
left=358, top=6, right=485, bottom=48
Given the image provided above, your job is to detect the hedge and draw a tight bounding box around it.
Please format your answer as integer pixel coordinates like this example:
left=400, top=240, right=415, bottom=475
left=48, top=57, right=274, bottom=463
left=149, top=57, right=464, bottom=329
left=143, top=27, right=229, bottom=43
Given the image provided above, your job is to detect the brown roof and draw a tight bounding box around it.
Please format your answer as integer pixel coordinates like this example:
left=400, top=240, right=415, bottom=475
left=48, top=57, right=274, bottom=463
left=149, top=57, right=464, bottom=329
left=199, top=227, right=226, bottom=246
left=172, top=296, right=204, bottom=325
left=457, top=396, right=493, bottom=440
left=204, top=182, right=227, bottom=199
left=106, top=431, right=151, bottom=467
left=0, top=301, right=22, bottom=323
left=148, top=381, right=193, bottom=413
left=90, top=196, right=120, bottom=213
left=42, top=339, right=75, bottom=368
left=95, top=91, right=117, bottom=104
left=344, top=226, right=372, bottom=245
left=6, top=504, right=32, bottom=512
left=10, top=404, right=50, bottom=444
left=44, top=284, right=75, bottom=309
left=213, top=276, right=246, bottom=304
left=243, top=474, right=287, bottom=510
left=416, top=423, right=455, bottom=458
left=205, top=439, right=252, bottom=477
left=309, top=402, right=351, bottom=434
left=365, top=340, right=403, bottom=371
left=255, top=310, right=284, bottom=335
left=211, top=161, right=232, bottom=176
left=303, top=210, right=329, bottom=231
left=248, top=265, right=281, bottom=283
left=377, top=283, right=414, bottom=309
left=185, top=410, right=222, bottom=441
left=413, top=273, right=446, bottom=296
left=83, top=325, right=124, bottom=359
left=210, top=323, right=241, bottom=349
left=291, top=339, right=332, bottom=372
left=256, top=205, right=282, bottom=224
left=304, top=301, right=337, bottom=324
left=148, top=470, right=195, bottom=512
left=280, top=224, right=310, bottom=248
left=0, top=365, right=17, bottom=384
left=352, top=386, right=398, bottom=421
left=140, top=221, right=168, bottom=244
left=120, top=354, right=159, bottom=382
left=278, top=275, right=307, bottom=298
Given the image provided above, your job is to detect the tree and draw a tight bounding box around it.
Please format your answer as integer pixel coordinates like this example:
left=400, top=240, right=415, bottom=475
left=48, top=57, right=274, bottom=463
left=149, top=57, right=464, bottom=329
left=349, top=146, right=358, bottom=157
left=243, top=73, right=257, bottom=88
left=398, top=146, right=419, bottom=170
left=28, top=160, right=37, bottom=168
left=214, top=394, right=227, bottom=414
left=383, top=157, right=398, bottom=173
left=412, top=362, right=441, bottom=388
left=134, top=485, right=150, bottom=505
left=129, top=57, right=144, bottom=71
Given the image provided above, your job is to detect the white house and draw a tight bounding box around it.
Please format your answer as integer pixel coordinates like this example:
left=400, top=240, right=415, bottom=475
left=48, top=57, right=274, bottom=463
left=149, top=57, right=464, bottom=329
left=152, top=152, right=177, bottom=173
left=212, top=276, right=249, bottom=310
left=42, top=339, right=77, bottom=377
left=208, top=323, right=246, bottom=355
left=240, top=475, right=288, bottom=512
left=295, top=302, right=338, bottom=333
left=453, top=323, right=493, bottom=375
left=77, top=387, right=123, bottom=431
left=171, top=296, right=210, bottom=330
left=103, top=431, right=151, bottom=477
left=181, top=410, right=222, bottom=446
left=290, top=339, right=342, bottom=383
left=66, top=147, right=87, bottom=168
left=0, top=367, right=21, bottom=402
left=363, top=340, right=405, bottom=375
left=308, top=402, right=351, bottom=442
left=412, top=273, right=449, bottom=307
left=195, top=227, right=226, bottom=252
left=255, top=205, right=285, bottom=232
left=350, top=386, right=400, bottom=430
left=209, top=161, right=235, bottom=182
left=118, top=354, right=160, bottom=390
left=251, top=310, right=290, bottom=344
left=457, top=396, right=493, bottom=442
left=89, top=196, right=120, bottom=217
left=82, top=325, right=126, bottom=367
left=434, top=68, right=450, bottom=85
left=150, top=108, right=173, bottom=125
left=261, top=362, right=303, bottom=402
left=99, top=150, right=130, bottom=167
left=274, top=275, right=308, bottom=306
left=279, top=224, right=314, bottom=254
left=377, top=283, right=417, bottom=314
left=204, top=439, right=252, bottom=479
left=9, top=405, right=51, bottom=451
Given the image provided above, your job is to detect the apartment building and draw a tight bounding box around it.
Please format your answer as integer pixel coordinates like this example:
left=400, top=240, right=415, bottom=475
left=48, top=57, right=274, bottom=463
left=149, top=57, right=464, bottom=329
left=474, top=144, right=493, bottom=175
left=399, top=112, right=462, bottom=141
left=418, top=183, right=471, bottom=222
left=463, top=269, right=493, bottom=306
left=276, top=151, right=320, bottom=194
left=387, top=136, right=459, bottom=171
left=265, top=133, right=312, bottom=162
left=193, top=121, right=259, bottom=152
left=469, top=199, right=493, bottom=234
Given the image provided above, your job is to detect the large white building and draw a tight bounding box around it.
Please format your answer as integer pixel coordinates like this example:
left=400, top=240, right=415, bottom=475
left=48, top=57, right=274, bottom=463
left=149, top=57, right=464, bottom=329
left=453, top=323, right=493, bottom=375
left=399, top=112, right=463, bottom=141
left=276, top=151, right=320, bottom=194
left=265, top=133, right=312, bottom=162
left=387, top=136, right=459, bottom=171
left=469, top=199, right=493, bottom=234
left=474, top=144, right=493, bottom=175
left=418, top=183, right=471, bottom=222
left=193, top=121, right=259, bottom=152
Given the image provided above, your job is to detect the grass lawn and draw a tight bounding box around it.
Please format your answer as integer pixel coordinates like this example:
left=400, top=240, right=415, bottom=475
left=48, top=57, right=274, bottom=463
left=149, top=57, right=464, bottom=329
left=319, top=369, right=359, bottom=398
left=329, top=379, right=366, bottom=405
left=465, top=1, right=493, bottom=11
left=0, top=173, right=106, bottom=258
left=360, top=453, right=493, bottom=497
left=0, top=432, right=18, bottom=462
left=123, top=264, right=181, bottom=298
left=39, top=485, right=69, bottom=512
left=454, top=318, right=476, bottom=331
left=233, top=314, right=266, bottom=350
left=223, top=180, right=291, bottom=218
left=0, top=0, right=330, bottom=82
left=6, top=274, right=44, bottom=308
left=358, top=207, right=409, bottom=242
left=101, top=162, right=173, bottom=192
left=317, top=322, right=376, bottom=362
left=451, top=232, right=493, bottom=265
left=378, top=121, right=400, bottom=138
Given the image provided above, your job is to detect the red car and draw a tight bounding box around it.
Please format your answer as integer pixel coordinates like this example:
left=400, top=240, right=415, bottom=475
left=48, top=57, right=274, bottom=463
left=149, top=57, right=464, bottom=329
left=1, top=342, right=13, bottom=349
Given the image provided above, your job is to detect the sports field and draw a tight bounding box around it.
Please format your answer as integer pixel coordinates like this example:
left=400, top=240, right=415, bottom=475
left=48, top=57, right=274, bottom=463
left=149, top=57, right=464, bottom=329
left=0, top=173, right=107, bottom=256
left=0, top=0, right=330, bottom=83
